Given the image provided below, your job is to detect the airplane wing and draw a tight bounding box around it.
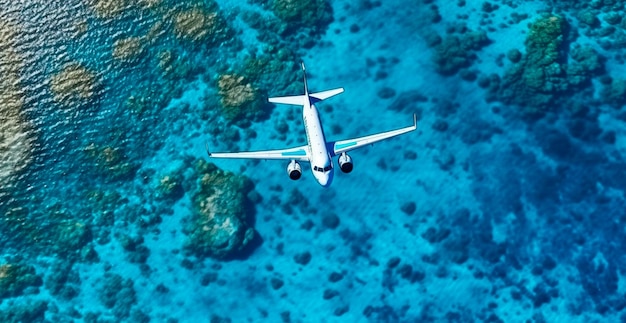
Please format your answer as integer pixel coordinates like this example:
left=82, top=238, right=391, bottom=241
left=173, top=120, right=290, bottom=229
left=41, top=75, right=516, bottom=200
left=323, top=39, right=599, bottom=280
left=329, top=114, right=417, bottom=156
left=208, top=144, right=310, bottom=161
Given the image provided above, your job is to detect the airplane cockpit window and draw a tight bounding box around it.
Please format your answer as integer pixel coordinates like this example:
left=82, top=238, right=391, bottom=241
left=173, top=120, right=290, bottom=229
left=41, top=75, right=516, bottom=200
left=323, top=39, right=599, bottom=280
left=314, top=165, right=332, bottom=172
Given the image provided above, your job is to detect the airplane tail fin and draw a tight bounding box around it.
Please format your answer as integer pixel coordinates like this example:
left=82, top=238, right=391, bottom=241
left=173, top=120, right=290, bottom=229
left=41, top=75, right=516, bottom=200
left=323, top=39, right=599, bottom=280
left=268, top=88, right=344, bottom=106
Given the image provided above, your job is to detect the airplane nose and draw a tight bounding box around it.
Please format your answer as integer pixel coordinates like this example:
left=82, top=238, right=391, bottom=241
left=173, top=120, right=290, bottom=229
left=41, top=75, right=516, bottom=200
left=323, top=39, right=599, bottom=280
left=321, top=172, right=334, bottom=187
left=315, top=173, right=332, bottom=187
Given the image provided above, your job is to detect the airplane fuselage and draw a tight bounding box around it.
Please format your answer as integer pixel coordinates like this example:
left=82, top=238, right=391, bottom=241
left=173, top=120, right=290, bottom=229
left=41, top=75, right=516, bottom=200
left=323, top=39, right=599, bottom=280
left=303, top=100, right=333, bottom=187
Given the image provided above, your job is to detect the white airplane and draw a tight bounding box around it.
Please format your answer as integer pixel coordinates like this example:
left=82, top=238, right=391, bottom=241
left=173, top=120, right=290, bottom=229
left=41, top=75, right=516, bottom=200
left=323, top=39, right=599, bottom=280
left=208, top=63, right=417, bottom=187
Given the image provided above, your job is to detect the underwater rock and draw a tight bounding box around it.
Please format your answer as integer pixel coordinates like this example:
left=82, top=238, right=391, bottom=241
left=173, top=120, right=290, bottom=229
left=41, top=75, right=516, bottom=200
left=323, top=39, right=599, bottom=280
left=112, top=36, right=145, bottom=63
left=507, top=49, right=522, bottom=63
left=421, top=227, right=451, bottom=244
left=50, top=62, right=100, bottom=109
left=0, top=262, right=43, bottom=298
left=157, top=50, right=175, bottom=74
left=217, top=74, right=262, bottom=122
left=396, top=264, right=414, bottom=280
left=200, top=272, right=218, bottom=286
left=54, top=220, right=93, bottom=256
left=99, top=273, right=137, bottom=319
left=604, top=12, right=622, bottom=26
left=240, top=50, right=300, bottom=95
left=173, top=6, right=228, bottom=43
left=458, top=69, right=477, bottom=81
left=322, top=288, right=339, bottom=300
left=156, top=173, right=184, bottom=200
left=442, top=236, right=470, bottom=264
left=0, top=19, right=35, bottom=197
left=601, top=78, right=626, bottom=108
left=157, top=50, right=193, bottom=80
left=270, top=277, right=284, bottom=290
left=539, top=130, right=575, bottom=160
left=0, top=299, right=47, bottom=322
left=377, top=87, right=396, bottom=99
left=45, top=261, right=80, bottom=300
left=459, top=120, right=502, bottom=145
left=363, top=305, right=401, bottom=322
left=576, top=9, right=600, bottom=27
left=566, top=118, right=602, bottom=142
left=119, top=234, right=150, bottom=263
left=328, top=272, right=344, bottom=283
left=569, top=45, right=603, bottom=77
left=87, top=0, right=160, bottom=19
left=87, top=0, right=130, bottom=19
left=334, top=305, right=350, bottom=316
left=404, top=150, right=417, bottom=160
left=271, top=0, right=333, bottom=34
left=184, top=160, right=255, bottom=260
left=294, top=251, right=312, bottom=265
left=84, top=143, right=137, bottom=179
left=431, top=29, right=489, bottom=75
left=431, top=119, right=449, bottom=132
left=400, top=202, right=416, bottom=215
left=321, top=212, right=340, bottom=229
left=387, top=257, right=401, bottom=269
left=577, top=251, right=618, bottom=305
left=493, top=15, right=603, bottom=116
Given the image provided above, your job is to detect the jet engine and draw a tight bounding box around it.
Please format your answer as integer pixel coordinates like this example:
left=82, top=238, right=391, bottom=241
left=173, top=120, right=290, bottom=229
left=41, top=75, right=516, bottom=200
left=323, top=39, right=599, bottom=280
left=287, top=160, right=302, bottom=180
left=338, top=153, right=353, bottom=173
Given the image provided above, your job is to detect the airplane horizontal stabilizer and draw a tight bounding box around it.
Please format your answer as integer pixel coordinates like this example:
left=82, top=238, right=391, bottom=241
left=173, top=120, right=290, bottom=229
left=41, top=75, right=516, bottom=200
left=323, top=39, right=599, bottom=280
left=310, top=88, right=344, bottom=102
left=268, top=95, right=307, bottom=106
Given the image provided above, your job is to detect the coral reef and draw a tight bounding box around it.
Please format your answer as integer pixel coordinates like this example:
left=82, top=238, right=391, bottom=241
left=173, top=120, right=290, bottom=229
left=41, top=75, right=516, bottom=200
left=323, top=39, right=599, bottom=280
left=156, top=173, right=184, bottom=199
left=54, top=220, right=93, bottom=256
left=0, top=19, right=34, bottom=197
left=240, top=50, right=300, bottom=96
left=119, top=234, right=151, bottom=263
left=87, top=0, right=161, bottom=19
left=49, top=62, right=100, bottom=109
left=84, top=143, right=137, bottom=179
left=0, top=300, right=47, bottom=322
left=601, top=77, right=626, bottom=107
left=112, top=36, right=145, bottom=63
left=72, top=19, right=89, bottom=38
left=271, top=0, right=333, bottom=34
left=99, top=273, right=137, bottom=319
left=184, top=160, right=255, bottom=259
left=526, top=16, right=566, bottom=65
left=491, top=15, right=603, bottom=115
left=87, top=0, right=129, bottom=19
left=157, top=50, right=193, bottom=80
left=0, top=262, right=42, bottom=298
left=45, top=261, right=81, bottom=300
left=125, top=94, right=150, bottom=114
left=173, top=6, right=228, bottom=43
left=431, top=29, right=489, bottom=75
left=138, top=0, right=161, bottom=10
left=217, top=74, right=263, bottom=121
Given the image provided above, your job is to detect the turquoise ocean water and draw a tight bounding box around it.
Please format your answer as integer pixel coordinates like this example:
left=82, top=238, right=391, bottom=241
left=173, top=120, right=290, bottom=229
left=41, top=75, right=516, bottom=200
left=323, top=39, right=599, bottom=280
left=1, top=0, right=626, bottom=321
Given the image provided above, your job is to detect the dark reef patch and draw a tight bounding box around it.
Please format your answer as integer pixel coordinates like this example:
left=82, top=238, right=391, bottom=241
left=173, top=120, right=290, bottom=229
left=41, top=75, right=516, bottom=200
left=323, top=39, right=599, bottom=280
left=431, top=28, right=490, bottom=75
left=489, top=15, right=604, bottom=117
left=183, top=160, right=257, bottom=260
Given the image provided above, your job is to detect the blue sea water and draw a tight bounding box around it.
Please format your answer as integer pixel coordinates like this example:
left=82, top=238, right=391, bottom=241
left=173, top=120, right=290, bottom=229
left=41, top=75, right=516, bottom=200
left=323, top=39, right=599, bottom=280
left=1, top=0, right=626, bottom=321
